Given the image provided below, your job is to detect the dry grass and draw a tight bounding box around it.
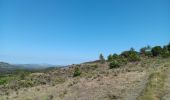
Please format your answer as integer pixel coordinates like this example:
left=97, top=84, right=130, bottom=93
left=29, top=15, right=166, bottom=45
left=0, top=58, right=170, bottom=100
left=137, top=64, right=168, bottom=100
left=0, top=70, right=146, bottom=100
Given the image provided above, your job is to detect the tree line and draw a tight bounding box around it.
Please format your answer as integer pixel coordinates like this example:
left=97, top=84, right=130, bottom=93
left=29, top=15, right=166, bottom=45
left=99, top=42, right=170, bottom=68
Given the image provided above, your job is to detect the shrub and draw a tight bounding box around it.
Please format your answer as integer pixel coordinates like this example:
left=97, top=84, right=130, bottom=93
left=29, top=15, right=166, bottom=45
left=0, top=75, right=14, bottom=85
left=109, top=60, right=120, bottom=69
left=73, top=67, right=81, bottom=77
left=18, top=80, right=34, bottom=88
left=117, top=58, right=128, bottom=65
left=121, top=48, right=140, bottom=62
left=162, top=46, right=170, bottom=58
left=145, top=51, right=152, bottom=57
left=91, top=64, right=98, bottom=69
left=140, top=45, right=152, bottom=57
left=0, top=78, right=7, bottom=85
left=151, top=46, right=163, bottom=56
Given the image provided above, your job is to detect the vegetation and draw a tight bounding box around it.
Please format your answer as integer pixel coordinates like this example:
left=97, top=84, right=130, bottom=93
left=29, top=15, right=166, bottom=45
left=99, top=53, right=105, bottom=64
left=109, top=60, right=120, bottom=69
left=121, top=48, right=140, bottom=62
left=73, top=67, right=81, bottom=77
left=0, top=75, right=11, bottom=85
left=140, top=45, right=152, bottom=57
left=107, top=53, right=119, bottom=61
left=138, top=66, right=167, bottom=100
left=168, top=43, right=170, bottom=52
left=0, top=42, right=170, bottom=100
left=107, top=43, right=170, bottom=69
left=162, top=46, right=170, bottom=58
left=151, top=46, right=163, bottom=56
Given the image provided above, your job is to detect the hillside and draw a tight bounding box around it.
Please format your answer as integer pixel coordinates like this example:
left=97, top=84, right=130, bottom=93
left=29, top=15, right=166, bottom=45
left=0, top=57, right=169, bottom=100
left=0, top=62, right=16, bottom=74
left=0, top=62, right=60, bottom=74
left=0, top=43, right=170, bottom=100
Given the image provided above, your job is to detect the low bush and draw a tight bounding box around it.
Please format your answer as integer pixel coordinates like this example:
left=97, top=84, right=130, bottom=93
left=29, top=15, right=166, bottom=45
left=18, top=80, right=34, bottom=88
left=0, top=78, right=7, bottom=85
left=117, top=58, right=128, bottom=65
left=151, top=46, right=162, bottom=56
left=73, top=67, right=81, bottom=77
left=109, top=60, right=120, bottom=69
left=0, top=75, right=15, bottom=85
left=161, top=46, right=170, bottom=58
left=121, top=48, right=140, bottom=62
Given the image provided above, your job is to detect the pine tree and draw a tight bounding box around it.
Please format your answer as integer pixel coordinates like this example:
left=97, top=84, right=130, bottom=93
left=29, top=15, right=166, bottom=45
left=99, top=53, right=105, bottom=64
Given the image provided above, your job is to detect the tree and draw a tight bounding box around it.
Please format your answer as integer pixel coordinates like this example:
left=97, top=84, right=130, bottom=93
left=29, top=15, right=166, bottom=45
left=99, top=53, right=105, bottom=64
left=151, top=46, right=162, bottom=56
left=107, top=53, right=119, bottom=62
left=107, top=54, right=113, bottom=61
left=112, top=54, right=119, bottom=59
left=168, top=42, right=170, bottom=52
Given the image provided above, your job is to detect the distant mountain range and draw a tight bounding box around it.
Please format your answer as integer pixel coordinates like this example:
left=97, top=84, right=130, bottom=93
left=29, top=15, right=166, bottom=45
left=14, top=64, right=55, bottom=69
left=0, top=62, right=62, bottom=74
left=0, top=62, right=17, bottom=74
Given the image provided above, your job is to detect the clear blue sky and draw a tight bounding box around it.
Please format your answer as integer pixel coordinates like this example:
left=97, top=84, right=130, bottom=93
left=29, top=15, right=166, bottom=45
left=0, top=0, right=170, bottom=65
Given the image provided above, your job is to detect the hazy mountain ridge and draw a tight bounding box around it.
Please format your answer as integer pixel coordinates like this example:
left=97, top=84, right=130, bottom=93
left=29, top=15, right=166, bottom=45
left=0, top=62, right=63, bottom=74
left=0, top=62, right=16, bottom=74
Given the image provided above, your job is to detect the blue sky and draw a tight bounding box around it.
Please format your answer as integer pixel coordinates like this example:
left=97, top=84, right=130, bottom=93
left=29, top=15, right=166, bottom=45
left=0, top=0, right=170, bottom=65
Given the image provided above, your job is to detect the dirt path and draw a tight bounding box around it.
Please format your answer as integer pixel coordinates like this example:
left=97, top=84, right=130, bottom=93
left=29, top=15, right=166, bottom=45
left=123, top=72, right=149, bottom=100
left=162, top=66, right=170, bottom=100
left=136, top=62, right=170, bottom=100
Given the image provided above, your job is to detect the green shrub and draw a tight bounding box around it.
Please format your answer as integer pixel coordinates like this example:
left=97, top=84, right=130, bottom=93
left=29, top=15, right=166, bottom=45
left=129, top=53, right=140, bottom=61
left=117, top=58, right=128, bottom=65
left=121, top=48, right=140, bottom=62
left=73, top=67, right=81, bottom=77
left=162, top=46, right=170, bottom=58
left=0, top=75, right=15, bottom=85
left=145, top=51, right=152, bottom=57
left=109, top=60, right=120, bottom=69
left=0, top=78, right=7, bottom=85
left=151, top=46, right=163, bottom=56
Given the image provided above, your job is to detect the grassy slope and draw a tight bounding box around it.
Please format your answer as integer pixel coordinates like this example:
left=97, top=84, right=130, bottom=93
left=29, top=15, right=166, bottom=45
left=137, top=63, right=169, bottom=100
left=0, top=58, right=170, bottom=100
left=162, top=65, right=170, bottom=100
